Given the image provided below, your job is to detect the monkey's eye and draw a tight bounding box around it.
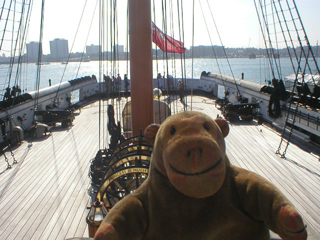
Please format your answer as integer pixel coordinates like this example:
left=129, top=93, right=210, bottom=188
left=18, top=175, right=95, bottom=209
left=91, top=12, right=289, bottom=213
left=170, top=127, right=176, bottom=135
left=203, top=123, right=210, bottom=131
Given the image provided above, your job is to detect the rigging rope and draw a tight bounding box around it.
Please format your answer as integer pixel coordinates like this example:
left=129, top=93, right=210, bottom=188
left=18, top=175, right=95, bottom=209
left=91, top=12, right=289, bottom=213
left=200, top=0, right=242, bottom=100
left=98, top=0, right=130, bottom=149
left=153, top=0, right=186, bottom=116
left=11, top=0, right=33, bottom=98
left=99, top=0, right=104, bottom=150
left=176, top=0, right=187, bottom=110
left=270, top=0, right=283, bottom=80
left=54, top=0, right=90, bottom=100
left=273, top=0, right=300, bottom=74
left=75, top=0, right=99, bottom=78
left=255, top=0, right=320, bottom=157
left=0, top=0, right=14, bottom=52
left=291, top=0, right=320, bottom=75
left=191, top=0, right=195, bottom=110
left=33, top=0, right=45, bottom=115
left=1, top=0, right=32, bottom=102
left=152, top=0, right=163, bottom=121
left=254, top=0, right=279, bottom=80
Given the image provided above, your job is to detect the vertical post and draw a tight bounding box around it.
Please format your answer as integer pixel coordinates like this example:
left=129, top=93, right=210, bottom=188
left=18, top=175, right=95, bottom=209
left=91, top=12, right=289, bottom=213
left=129, top=0, right=153, bottom=136
left=213, top=83, right=219, bottom=97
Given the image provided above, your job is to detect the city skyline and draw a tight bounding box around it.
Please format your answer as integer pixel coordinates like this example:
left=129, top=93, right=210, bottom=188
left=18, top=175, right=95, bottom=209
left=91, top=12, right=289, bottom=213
left=26, top=0, right=320, bottom=55
left=9, top=39, right=317, bottom=64
left=25, top=40, right=126, bottom=59
left=24, top=39, right=319, bottom=56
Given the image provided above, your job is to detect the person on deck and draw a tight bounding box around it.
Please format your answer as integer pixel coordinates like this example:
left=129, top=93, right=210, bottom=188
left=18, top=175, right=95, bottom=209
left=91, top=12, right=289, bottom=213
left=124, top=74, right=129, bottom=96
left=116, top=74, right=122, bottom=92
left=4, top=87, right=11, bottom=100
left=157, top=73, right=163, bottom=89
left=178, top=79, right=185, bottom=102
left=104, top=75, right=112, bottom=95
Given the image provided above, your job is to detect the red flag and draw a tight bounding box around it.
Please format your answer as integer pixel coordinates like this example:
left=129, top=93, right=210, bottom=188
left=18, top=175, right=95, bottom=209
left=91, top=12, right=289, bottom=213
left=151, top=22, right=186, bottom=54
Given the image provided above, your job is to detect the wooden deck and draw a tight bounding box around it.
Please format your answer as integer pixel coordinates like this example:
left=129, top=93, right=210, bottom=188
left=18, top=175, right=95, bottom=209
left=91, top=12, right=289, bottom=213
left=0, top=96, right=319, bottom=239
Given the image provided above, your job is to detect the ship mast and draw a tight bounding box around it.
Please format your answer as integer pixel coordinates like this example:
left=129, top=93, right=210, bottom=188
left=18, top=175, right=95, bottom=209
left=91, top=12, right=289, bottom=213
left=129, top=0, right=154, bottom=136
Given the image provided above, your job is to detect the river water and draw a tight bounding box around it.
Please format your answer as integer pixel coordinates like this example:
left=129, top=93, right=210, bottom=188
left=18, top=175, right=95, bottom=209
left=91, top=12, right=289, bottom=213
left=0, top=57, right=319, bottom=97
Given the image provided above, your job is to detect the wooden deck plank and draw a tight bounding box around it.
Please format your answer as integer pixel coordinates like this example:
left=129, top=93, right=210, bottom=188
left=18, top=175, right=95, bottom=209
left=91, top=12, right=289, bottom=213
left=40, top=145, right=95, bottom=239
left=229, top=125, right=319, bottom=211
left=20, top=153, right=90, bottom=240
left=0, top=147, right=61, bottom=239
left=0, top=102, right=101, bottom=240
left=2, top=152, right=68, bottom=236
left=62, top=193, right=91, bottom=239
left=31, top=105, right=100, bottom=240
left=229, top=129, right=319, bottom=236
left=0, top=141, right=52, bottom=203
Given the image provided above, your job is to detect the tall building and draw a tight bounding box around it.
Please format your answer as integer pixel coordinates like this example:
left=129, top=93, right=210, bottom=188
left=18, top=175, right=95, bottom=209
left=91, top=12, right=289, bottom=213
left=26, top=42, right=42, bottom=61
left=86, top=44, right=101, bottom=55
left=50, top=38, right=69, bottom=59
left=113, top=44, right=124, bottom=53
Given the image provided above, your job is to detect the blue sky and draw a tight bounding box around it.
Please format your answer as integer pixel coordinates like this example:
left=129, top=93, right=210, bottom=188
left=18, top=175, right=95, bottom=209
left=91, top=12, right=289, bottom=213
left=26, top=0, right=320, bottom=54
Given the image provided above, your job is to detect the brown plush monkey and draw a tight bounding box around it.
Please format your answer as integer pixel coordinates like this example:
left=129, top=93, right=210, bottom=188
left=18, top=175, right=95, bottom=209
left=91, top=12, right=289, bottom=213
left=95, top=111, right=307, bottom=240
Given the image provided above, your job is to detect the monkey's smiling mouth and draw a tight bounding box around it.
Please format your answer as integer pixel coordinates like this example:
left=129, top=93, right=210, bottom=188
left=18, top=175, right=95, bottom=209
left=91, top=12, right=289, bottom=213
left=169, top=158, right=223, bottom=176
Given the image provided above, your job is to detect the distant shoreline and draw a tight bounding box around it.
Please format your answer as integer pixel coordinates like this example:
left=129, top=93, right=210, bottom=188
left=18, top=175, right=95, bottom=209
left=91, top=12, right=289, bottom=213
left=1, top=45, right=319, bottom=65
left=2, top=56, right=319, bottom=65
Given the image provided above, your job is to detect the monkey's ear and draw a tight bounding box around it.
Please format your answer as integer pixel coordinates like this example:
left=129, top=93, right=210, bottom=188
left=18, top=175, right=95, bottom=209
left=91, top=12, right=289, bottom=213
left=144, top=124, right=160, bottom=145
left=215, top=118, right=229, bottom=138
